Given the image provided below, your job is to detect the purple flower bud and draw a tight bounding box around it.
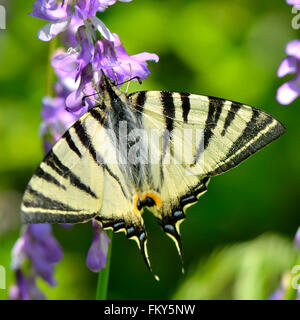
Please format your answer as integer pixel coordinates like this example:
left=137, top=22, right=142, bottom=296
left=29, top=225, right=63, bottom=263
left=86, top=220, right=110, bottom=273
left=11, top=270, right=30, bottom=300
left=10, top=225, right=63, bottom=299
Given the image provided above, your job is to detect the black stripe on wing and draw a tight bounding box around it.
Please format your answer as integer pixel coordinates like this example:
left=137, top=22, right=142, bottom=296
left=35, top=167, right=66, bottom=190
left=204, top=97, right=225, bottom=149
left=73, top=113, right=128, bottom=199
left=23, top=187, right=77, bottom=211
left=89, top=107, right=105, bottom=125
left=161, top=91, right=175, bottom=135
left=208, top=109, right=286, bottom=175
left=192, top=97, right=225, bottom=166
left=221, top=101, right=242, bottom=136
left=63, top=131, right=82, bottom=158
left=74, top=121, right=98, bottom=163
left=180, top=92, right=191, bottom=123
left=46, top=152, right=98, bottom=199
left=135, top=91, right=146, bottom=113
left=21, top=211, right=96, bottom=224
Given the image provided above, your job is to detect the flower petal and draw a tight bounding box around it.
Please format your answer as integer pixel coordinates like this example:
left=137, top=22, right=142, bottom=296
left=52, top=52, right=79, bottom=73
left=10, top=238, right=26, bottom=270
left=286, top=40, right=300, bottom=60
left=132, top=52, right=159, bottom=63
left=277, top=56, right=298, bottom=77
left=287, top=0, right=300, bottom=5
left=276, top=80, right=300, bottom=105
left=89, top=16, right=115, bottom=41
left=86, top=220, right=110, bottom=273
left=38, top=19, right=70, bottom=41
left=30, top=0, right=69, bottom=22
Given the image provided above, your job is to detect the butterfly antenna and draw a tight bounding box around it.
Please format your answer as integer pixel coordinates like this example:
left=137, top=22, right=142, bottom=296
left=81, top=89, right=102, bottom=107
left=112, top=68, right=119, bottom=85
left=125, top=64, right=133, bottom=93
left=117, top=76, right=142, bottom=88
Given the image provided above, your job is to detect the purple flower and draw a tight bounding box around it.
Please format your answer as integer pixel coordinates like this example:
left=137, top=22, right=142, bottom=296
left=93, top=33, right=159, bottom=84
left=40, top=95, right=78, bottom=146
left=51, top=51, right=79, bottom=80
left=86, top=220, right=110, bottom=272
left=30, top=0, right=119, bottom=42
left=60, top=33, right=158, bottom=113
left=277, top=40, right=300, bottom=105
left=294, top=227, right=300, bottom=249
left=52, top=27, right=94, bottom=81
left=65, top=68, right=95, bottom=112
left=60, top=16, right=84, bottom=48
left=74, top=0, right=101, bottom=20
left=30, top=0, right=71, bottom=41
left=16, top=0, right=159, bottom=301
left=287, top=0, right=300, bottom=5
left=10, top=225, right=62, bottom=300
left=269, top=288, right=284, bottom=300
left=10, top=270, right=46, bottom=300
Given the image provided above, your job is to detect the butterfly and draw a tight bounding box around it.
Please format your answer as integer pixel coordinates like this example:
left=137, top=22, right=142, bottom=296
left=20, top=75, right=285, bottom=278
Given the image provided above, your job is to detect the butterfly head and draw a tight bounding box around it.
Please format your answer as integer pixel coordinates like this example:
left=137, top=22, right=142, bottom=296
left=99, top=71, right=128, bottom=110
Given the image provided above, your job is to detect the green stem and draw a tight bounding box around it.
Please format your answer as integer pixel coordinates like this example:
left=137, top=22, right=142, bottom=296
left=95, top=230, right=113, bottom=300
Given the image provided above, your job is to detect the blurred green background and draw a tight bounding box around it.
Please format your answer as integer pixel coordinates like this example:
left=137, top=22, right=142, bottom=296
left=0, top=0, right=299, bottom=300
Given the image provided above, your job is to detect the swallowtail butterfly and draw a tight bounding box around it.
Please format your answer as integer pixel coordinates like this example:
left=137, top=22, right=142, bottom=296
left=20, top=75, right=285, bottom=277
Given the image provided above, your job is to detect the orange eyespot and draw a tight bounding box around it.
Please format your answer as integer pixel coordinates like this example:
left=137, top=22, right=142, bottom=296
left=133, top=191, right=162, bottom=214
left=133, top=194, right=140, bottom=214
left=141, top=192, right=162, bottom=207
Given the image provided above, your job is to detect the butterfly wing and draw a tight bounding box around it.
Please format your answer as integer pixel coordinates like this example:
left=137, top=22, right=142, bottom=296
left=21, top=110, right=105, bottom=224
left=20, top=106, right=155, bottom=273
left=20, top=107, right=146, bottom=232
left=20, top=84, right=285, bottom=276
left=129, top=91, right=285, bottom=257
